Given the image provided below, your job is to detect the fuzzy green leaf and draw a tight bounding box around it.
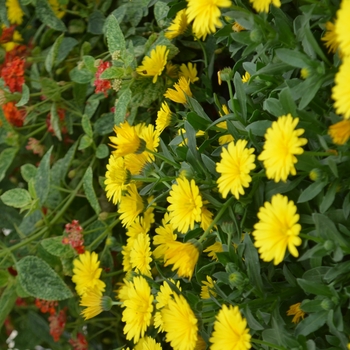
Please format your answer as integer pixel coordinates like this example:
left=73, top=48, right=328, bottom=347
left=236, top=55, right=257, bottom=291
left=83, top=166, right=101, bottom=215
left=1, top=188, right=32, bottom=208
left=35, top=146, right=53, bottom=206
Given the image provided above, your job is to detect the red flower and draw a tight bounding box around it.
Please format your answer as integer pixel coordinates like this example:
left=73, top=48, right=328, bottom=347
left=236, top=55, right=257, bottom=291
left=46, top=108, right=67, bottom=135
left=35, top=299, right=58, bottom=315
left=0, top=26, right=16, bottom=44
left=1, top=54, right=25, bottom=93
left=2, top=101, right=25, bottom=127
left=69, top=333, right=88, bottom=350
left=93, top=60, right=111, bottom=96
left=62, top=220, right=85, bottom=254
left=49, top=309, right=66, bottom=342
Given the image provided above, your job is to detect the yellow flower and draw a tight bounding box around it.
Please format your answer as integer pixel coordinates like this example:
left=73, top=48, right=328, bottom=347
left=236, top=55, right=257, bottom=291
left=161, top=293, right=198, bottom=350
left=253, top=194, right=302, bottom=265
left=109, top=122, right=143, bottom=158
left=328, top=119, right=350, bottom=145
left=195, top=336, right=207, bottom=350
left=179, top=63, right=199, bottom=83
left=300, top=68, right=309, bottom=79
left=332, top=56, right=350, bottom=119
left=124, top=152, right=149, bottom=175
left=200, top=276, right=217, bottom=299
left=201, top=205, right=214, bottom=231
left=129, top=233, right=152, bottom=277
left=258, top=114, right=307, bottom=182
left=164, top=240, right=200, bottom=279
left=232, top=22, right=245, bottom=32
left=137, top=123, right=160, bottom=162
left=134, top=336, right=162, bottom=350
left=115, top=278, right=133, bottom=302
left=48, top=0, right=66, bottom=19
left=335, top=0, right=350, bottom=57
left=249, top=0, right=281, bottom=13
left=203, top=241, right=223, bottom=260
left=167, top=177, right=203, bottom=233
left=136, top=45, right=169, bottom=83
left=72, top=251, right=106, bottom=296
left=156, top=101, right=172, bottom=134
left=156, top=279, right=182, bottom=310
left=287, top=302, right=306, bottom=324
left=104, top=155, right=130, bottom=204
left=165, top=9, right=188, bottom=39
left=209, top=304, right=251, bottom=350
left=118, top=183, right=145, bottom=227
left=217, top=105, right=234, bottom=145
left=80, top=288, right=104, bottom=320
left=216, top=139, right=256, bottom=199
left=153, top=213, right=177, bottom=260
left=6, top=0, right=24, bottom=25
left=321, top=21, right=339, bottom=54
left=241, top=71, right=251, bottom=83
left=1, top=27, right=22, bottom=52
left=186, top=0, right=232, bottom=40
left=164, top=76, right=192, bottom=104
left=122, top=276, right=154, bottom=343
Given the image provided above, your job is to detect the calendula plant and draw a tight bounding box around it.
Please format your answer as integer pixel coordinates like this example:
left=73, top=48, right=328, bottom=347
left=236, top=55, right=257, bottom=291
left=1, top=0, right=350, bottom=349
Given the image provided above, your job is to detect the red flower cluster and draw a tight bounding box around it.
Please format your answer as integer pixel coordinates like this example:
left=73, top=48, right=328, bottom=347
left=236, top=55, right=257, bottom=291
left=49, top=309, right=67, bottom=342
left=2, top=101, right=25, bottom=127
left=35, top=298, right=58, bottom=315
left=0, top=54, right=25, bottom=93
left=93, top=60, right=111, bottom=96
left=46, top=108, right=68, bottom=135
left=69, top=333, right=88, bottom=350
left=62, top=220, right=85, bottom=254
left=0, top=26, right=16, bottom=44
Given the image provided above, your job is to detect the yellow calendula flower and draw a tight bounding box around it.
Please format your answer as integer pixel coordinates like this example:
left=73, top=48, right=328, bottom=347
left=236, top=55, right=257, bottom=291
left=164, top=76, right=193, bottom=104
left=156, top=101, right=172, bottom=134
left=109, top=122, right=144, bottom=158
left=210, top=304, right=251, bottom=350
left=136, top=123, right=160, bottom=162
left=164, top=240, right=200, bottom=279
left=165, top=9, right=188, bottom=39
left=204, top=241, right=223, bottom=260
left=258, top=114, right=307, bottom=182
left=153, top=213, right=177, bottom=260
left=136, top=45, right=169, bottom=83
left=80, top=289, right=110, bottom=320
left=134, top=336, right=162, bottom=350
left=328, top=119, right=350, bottom=145
left=332, top=56, right=350, bottom=119
left=216, top=139, right=256, bottom=199
left=124, top=152, right=149, bottom=176
left=122, top=276, right=154, bottom=343
left=249, top=0, right=281, bottom=13
left=167, top=177, right=202, bottom=233
left=287, top=302, right=306, bottom=324
left=200, top=204, right=214, bottom=231
left=72, top=251, right=106, bottom=296
left=186, top=0, right=232, bottom=40
left=161, top=293, right=198, bottom=350
left=241, top=71, right=251, bottom=83
left=335, top=0, right=350, bottom=57
left=321, top=21, right=339, bottom=54
left=200, top=276, right=217, bottom=299
left=156, top=279, right=182, bottom=310
left=129, top=232, right=152, bottom=277
left=253, top=194, right=302, bottom=265
left=179, top=62, right=199, bottom=83
left=6, top=0, right=24, bottom=25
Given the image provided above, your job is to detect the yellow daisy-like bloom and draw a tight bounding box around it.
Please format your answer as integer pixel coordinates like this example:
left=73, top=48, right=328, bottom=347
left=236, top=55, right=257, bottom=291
left=249, top=0, right=281, bottom=13
left=164, top=240, right=200, bottom=279
left=335, top=0, right=350, bottom=57
left=127, top=216, right=151, bottom=239
left=216, top=140, right=256, bottom=199
left=321, top=21, right=339, bottom=54
left=153, top=214, right=177, bottom=260
left=118, top=183, right=145, bottom=227
left=80, top=288, right=104, bottom=320
left=209, top=304, right=251, bottom=350
left=129, top=233, right=152, bottom=277
left=137, top=123, right=160, bottom=162
left=136, top=45, right=169, bottom=83
left=156, top=101, right=172, bottom=134
left=241, top=71, right=251, bottom=83
left=179, top=63, right=199, bottom=83
left=104, top=155, right=130, bottom=204
left=165, top=9, right=188, bottom=39
left=332, top=56, right=350, bottom=119
left=124, top=152, right=149, bottom=176
left=48, top=0, right=66, bottom=19
left=253, top=194, right=302, bottom=265
left=167, top=177, right=203, bottom=233
left=161, top=293, right=198, bottom=350
left=203, top=241, right=223, bottom=260
left=72, top=251, right=106, bottom=296
left=328, top=119, right=350, bottom=145
left=287, top=302, right=306, bottom=324
left=186, top=0, right=232, bottom=40
left=6, top=0, right=24, bottom=25
left=122, top=276, right=154, bottom=343
left=258, top=114, right=307, bottom=182
left=217, top=105, right=234, bottom=145
left=201, top=205, right=214, bottom=231
left=156, top=279, right=182, bottom=310
left=164, top=77, right=193, bottom=104
left=116, top=278, right=133, bottom=302
left=109, top=122, right=143, bottom=158
left=200, top=276, right=217, bottom=299
left=134, top=336, right=162, bottom=350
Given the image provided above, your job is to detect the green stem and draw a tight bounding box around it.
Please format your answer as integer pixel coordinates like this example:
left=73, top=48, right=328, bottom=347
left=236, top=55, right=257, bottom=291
left=104, top=270, right=124, bottom=278
left=303, top=151, right=337, bottom=157
left=86, top=219, right=120, bottom=250
left=145, top=148, right=180, bottom=169
left=251, top=339, right=287, bottom=350
left=24, top=124, right=47, bottom=140
left=299, top=233, right=323, bottom=243
left=198, top=196, right=235, bottom=243
left=197, top=40, right=209, bottom=72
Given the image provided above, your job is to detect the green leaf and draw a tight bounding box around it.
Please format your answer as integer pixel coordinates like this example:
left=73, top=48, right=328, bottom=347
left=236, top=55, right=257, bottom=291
left=201, top=154, right=218, bottom=177
left=87, top=10, right=105, bottom=35
left=154, top=1, right=169, bottom=27
left=83, top=167, right=101, bottom=215
left=0, top=270, right=10, bottom=288
left=94, top=113, right=114, bottom=135
left=279, top=87, right=297, bottom=117
left=50, top=103, right=62, bottom=140
left=246, top=120, right=272, bottom=136
left=100, top=66, right=124, bottom=79
left=16, top=84, right=30, bottom=107
left=187, top=112, right=211, bottom=131
left=0, top=0, right=9, bottom=27
left=319, top=182, right=337, bottom=214
left=104, top=14, right=126, bottom=55
left=234, top=72, right=247, bottom=123
left=36, top=0, right=67, bottom=31
left=1, top=189, right=32, bottom=208
left=275, top=48, right=313, bottom=69
left=263, top=98, right=284, bottom=118
left=84, top=95, right=101, bottom=118
left=0, top=147, right=18, bottom=182
left=295, top=310, right=328, bottom=336
left=45, top=33, right=64, bottom=74
left=297, top=278, right=334, bottom=298
left=41, top=236, right=75, bottom=259
left=297, top=181, right=327, bottom=203
left=96, top=144, right=109, bottom=159
left=82, top=114, right=93, bottom=138
left=56, top=37, right=78, bottom=65
left=34, top=146, right=53, bottom=206
left=70, top=67, right=94, bottom=84
left=114, top=88, right=132, bottom=125
left=0, top=281, right=17, bottom=329
left=78, top=135, right=93, bottom=150
left=16, top=256, right=73, bottom=300
left=299, top=76, right=323, bottom=109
